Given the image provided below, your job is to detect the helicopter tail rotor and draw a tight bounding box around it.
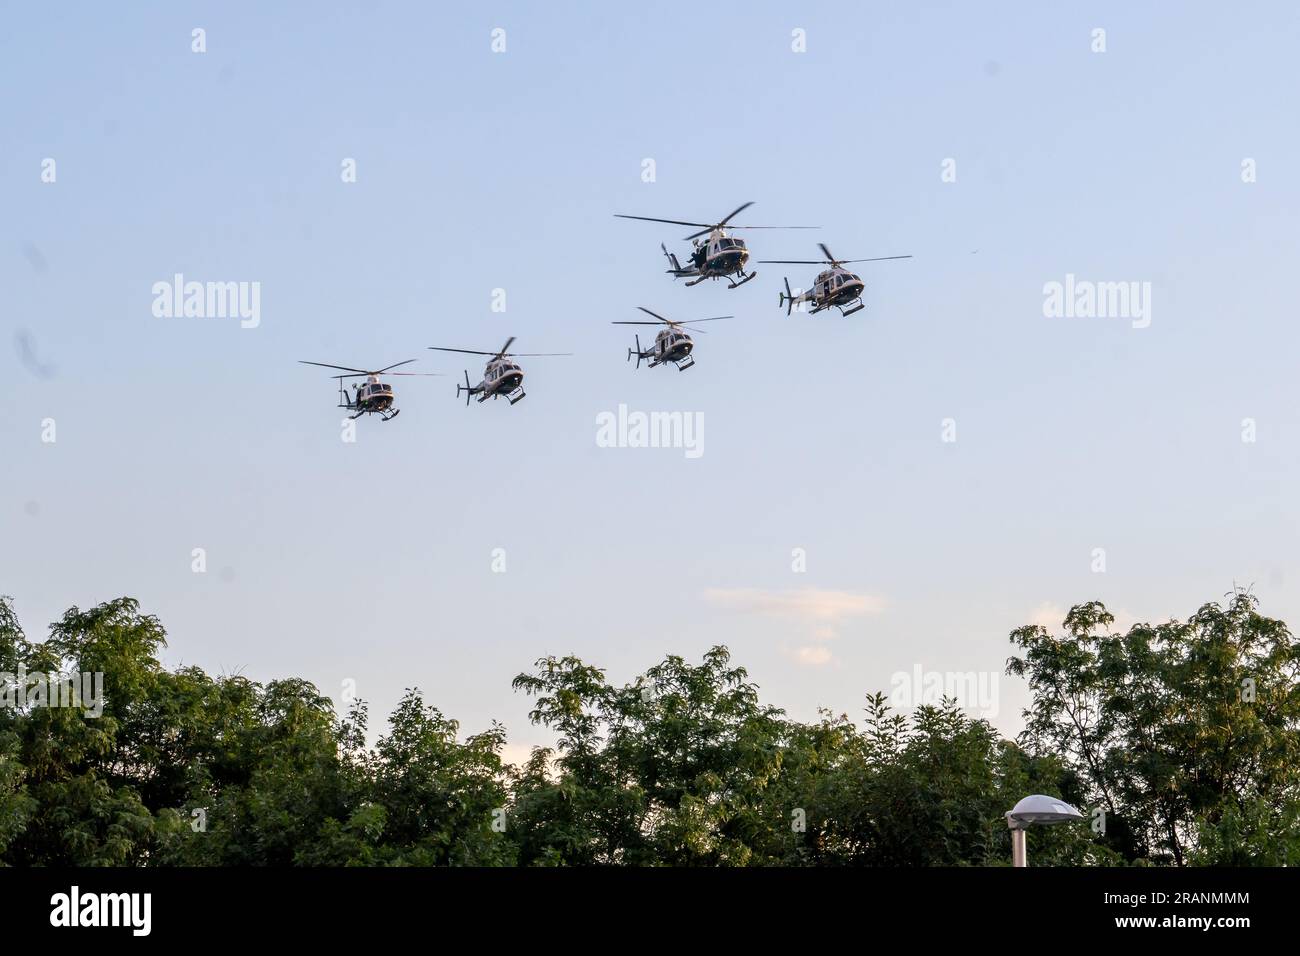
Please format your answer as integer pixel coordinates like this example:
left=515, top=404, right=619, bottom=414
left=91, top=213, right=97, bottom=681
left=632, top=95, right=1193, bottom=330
left=779, top=277, right=795, bottom=316
left=456, top=370, right=473, bottom=406
left=629, top=334, right=643, bottom=368
left=661, top=243, right=685, bottom=277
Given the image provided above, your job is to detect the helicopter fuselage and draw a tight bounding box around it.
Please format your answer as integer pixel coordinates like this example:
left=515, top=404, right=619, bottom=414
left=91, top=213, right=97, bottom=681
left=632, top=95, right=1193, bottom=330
left=662, top=230, right=757, bottom=289
left=628, top=328, right=696, bottom=371
left=661, top=329, right=692, bottom=360
left=353, top=379, right=395, bottom=412
left=341, top=377, right=399, bottom=419
left=697, top=233, right=750, bottom=276
left=813, top=267, right=866, bottom=309
left=462, top=358, right=526, bottom=404
left=482, top=359, right=523, bottom=395
left=650, top=329, right=694, bottom=367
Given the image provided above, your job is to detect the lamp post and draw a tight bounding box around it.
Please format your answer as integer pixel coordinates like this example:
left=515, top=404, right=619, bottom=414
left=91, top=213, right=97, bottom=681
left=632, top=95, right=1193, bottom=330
left=1005, top=794, right=1084, bottom=867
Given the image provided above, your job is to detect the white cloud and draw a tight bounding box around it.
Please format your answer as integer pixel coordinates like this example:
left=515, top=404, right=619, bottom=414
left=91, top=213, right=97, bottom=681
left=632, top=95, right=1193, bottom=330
left=704, top=587, right=886, bottom=667
left=794, top=645, right=833, bottom=666
left=1026, top=603, right=1153, bottom=635
left=499, top=742, right=547, bottom=770
left=703, top=587, right=886, bottom=621
left=1028, top=601, right=1065, bottom=629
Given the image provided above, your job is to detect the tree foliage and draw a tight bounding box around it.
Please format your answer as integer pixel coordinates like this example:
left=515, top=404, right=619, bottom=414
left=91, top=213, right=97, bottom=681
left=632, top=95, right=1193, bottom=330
left=1, top=589, right=1295, bottom=866
left=1007, top=590, right=1300, bottom=865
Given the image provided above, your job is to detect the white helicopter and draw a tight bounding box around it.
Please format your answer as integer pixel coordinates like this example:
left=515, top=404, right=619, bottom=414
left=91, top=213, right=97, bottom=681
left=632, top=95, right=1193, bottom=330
left=613, top=307, right=731, bottom=372
left=298, top=359, right=441, bottom=421
left=615, top=202, right=817, bottom=289
left=429, top=337, right=570, bottom=406
left=761, top=243, right=912, bottom=317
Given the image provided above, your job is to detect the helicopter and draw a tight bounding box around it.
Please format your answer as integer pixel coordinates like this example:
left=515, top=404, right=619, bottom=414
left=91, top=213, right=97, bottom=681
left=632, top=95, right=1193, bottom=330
left=614, top=202, right=817, bottom=289
left=298, top=359, right=441, bottom=421
left=760, top=243, right=912, bottom=317
left=428, top=337, right=571, bottom=406
left=613, top=307, right=731, bottom=371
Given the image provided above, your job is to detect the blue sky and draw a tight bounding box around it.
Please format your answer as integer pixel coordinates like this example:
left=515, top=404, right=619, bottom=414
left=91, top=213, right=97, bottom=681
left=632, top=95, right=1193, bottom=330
left=4, top=2, right=1299, bottom=750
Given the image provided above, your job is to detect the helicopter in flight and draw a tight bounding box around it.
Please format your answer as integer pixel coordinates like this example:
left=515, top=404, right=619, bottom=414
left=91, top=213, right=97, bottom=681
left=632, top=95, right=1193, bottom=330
left=614, top=202, right=817, bottom=289
left=613, top=307, right=731, bottom=372
left=429, top=337, right=571, bottom=406
left=298, top=359, right=441, bottom=421
left=761, top=243, right=912, bottom=317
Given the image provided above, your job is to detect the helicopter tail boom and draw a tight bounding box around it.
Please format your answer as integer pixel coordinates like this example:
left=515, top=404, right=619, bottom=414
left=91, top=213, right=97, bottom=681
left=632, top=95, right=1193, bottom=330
left=661, top=243, right=691, bottom=278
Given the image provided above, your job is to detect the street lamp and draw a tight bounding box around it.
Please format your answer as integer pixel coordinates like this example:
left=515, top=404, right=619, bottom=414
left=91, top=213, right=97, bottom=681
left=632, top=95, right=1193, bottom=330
left=1005, top=794, right=1084, bottom=867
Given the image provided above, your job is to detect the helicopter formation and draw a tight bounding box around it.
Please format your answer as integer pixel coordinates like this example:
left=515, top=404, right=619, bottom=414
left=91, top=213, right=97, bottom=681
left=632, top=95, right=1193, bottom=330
left=300, top=203, right=909, bottom=420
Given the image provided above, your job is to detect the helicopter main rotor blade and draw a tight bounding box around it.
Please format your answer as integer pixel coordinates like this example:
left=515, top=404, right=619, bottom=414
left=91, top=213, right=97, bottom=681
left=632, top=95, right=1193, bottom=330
left=838, top=255, right=913, bottom=263
left=610, top=323, right=711, bottom=334
left=374, top=359, right=418, bottom=374
left=299, top=360, right=374, bottom=375
left=385, top=372, right=444, bottom=377
left=819, top=243, right=836, bottom=263
left=300, top=359, right=418, bottom=376
left=636, top=306, right=672, bottom=324
left=682, top=201, right=759, bottom=240
left=716, top=201, right=755, bottom=228
left=615, top=214, right=714, bottom=228
left=428, top=347, right=497, bottom=356
left=757, top=254, right=912, bottom=264
left=493, top=336, right=517, bottom=359
left=621, top=309, right=732, bottom=328
left=503, top=352, right=572, bottom=357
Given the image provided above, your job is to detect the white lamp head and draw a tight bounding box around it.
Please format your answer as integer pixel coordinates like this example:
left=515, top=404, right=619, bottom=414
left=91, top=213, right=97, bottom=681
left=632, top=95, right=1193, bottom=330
left=1005, top=794, right=1084, bottom=830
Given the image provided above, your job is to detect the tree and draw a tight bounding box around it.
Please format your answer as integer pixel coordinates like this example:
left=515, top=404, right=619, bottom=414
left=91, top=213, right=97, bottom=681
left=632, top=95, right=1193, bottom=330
left=1007, top=589, right=1300, bottom=865
left=510, top=647, right=793, bottom=865
left=1, top=591, right=1293, bottom=867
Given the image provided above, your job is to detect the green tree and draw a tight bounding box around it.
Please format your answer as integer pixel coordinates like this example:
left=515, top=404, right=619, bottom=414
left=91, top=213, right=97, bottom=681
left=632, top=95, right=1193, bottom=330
left=364, top=690, right=513, bottom=865
left=510, top=647, right=793, bottom=865
left=1008, top=590, right=1300, bottom=865
left=2, top=590, right=1294, bottom=867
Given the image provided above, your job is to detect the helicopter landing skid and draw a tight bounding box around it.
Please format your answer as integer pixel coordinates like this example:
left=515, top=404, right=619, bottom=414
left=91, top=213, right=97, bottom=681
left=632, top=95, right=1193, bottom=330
left=727, top=271, right=757, bottom=289
left=684, top=275, right=708, bottom=287
left=506, top=388, right=526, bottom=405
left=381, top=409, right=401, bottom=422
left=674, top=356, right=695, bottom=371
left=841, top=301, right=865, bottom=317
